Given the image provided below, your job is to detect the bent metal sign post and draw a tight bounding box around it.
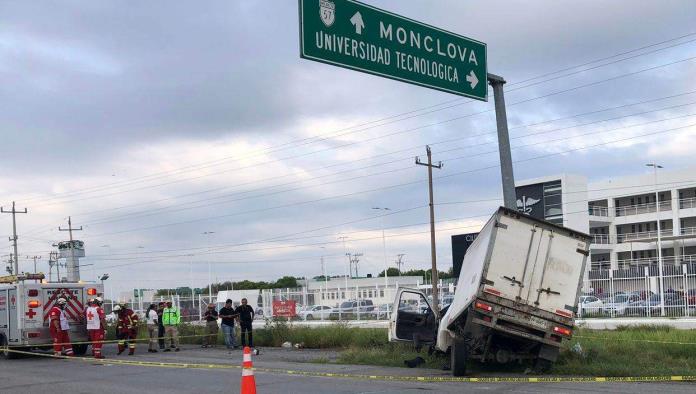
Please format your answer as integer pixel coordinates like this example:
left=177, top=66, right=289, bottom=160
left=299, top=0, right=487, bottom=100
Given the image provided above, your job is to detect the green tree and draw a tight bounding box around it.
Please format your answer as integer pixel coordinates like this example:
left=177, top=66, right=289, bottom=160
left=377, top=267, right=401, bottom=277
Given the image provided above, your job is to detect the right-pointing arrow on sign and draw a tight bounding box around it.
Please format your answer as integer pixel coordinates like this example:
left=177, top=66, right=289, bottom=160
left=466, top=70, right=479, bottom=89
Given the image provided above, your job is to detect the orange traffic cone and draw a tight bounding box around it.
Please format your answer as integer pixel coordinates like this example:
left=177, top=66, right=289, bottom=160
left=241, top=346, right=257, bottom=394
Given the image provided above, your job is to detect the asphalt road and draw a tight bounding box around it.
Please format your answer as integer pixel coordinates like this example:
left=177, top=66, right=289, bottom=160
left=1, top=345, right=694, bottom=394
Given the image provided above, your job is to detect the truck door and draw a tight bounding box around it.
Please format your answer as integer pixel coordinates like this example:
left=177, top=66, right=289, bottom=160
left=389, top=289, right=437, bottom=344
left=8, top=288, right=18, bottom=344
left=0, top=289, right=8, bottom=336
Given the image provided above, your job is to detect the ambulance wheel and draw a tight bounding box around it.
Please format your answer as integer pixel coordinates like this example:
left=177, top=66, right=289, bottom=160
left=72, top=344, right=88, bottom=356
left=0, top=335, right=18, bottom=360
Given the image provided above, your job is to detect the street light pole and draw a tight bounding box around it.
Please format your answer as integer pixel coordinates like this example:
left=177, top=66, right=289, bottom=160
left=372, top=207, right=390, bottom=290
left=202, top=231, right=215, bottom=303
left=646, top=163, right=665, bottom=316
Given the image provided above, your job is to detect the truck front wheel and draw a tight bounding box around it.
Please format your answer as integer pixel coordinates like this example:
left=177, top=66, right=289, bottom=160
left=450, top=339, right=469, bottom=377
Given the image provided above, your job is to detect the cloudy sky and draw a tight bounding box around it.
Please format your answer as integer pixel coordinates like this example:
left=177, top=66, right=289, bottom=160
left=1, top=1, right=695, bottom=297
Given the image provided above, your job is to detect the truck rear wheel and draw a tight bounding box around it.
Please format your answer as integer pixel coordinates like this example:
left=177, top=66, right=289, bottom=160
left=533, top=358, right=553, bottom=373
left=0, top=335, right=18, bottom=360
left=450, top=339, right=469, bottom=377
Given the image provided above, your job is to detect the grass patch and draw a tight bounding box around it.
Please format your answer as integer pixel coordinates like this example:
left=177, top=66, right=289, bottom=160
left=120, top=322, right=696, bottom=376
left=336, top=325, right=696, bottom=376
left=557, top=325, right=696, bottom=376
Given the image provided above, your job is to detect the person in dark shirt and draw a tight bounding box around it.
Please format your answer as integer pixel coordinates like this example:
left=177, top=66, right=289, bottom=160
left=202, top=303, right=219, bottom=348
left=156, top=302, right=165, bottom=350
left=219, top=299, right=238, bottom=349
left=235, top=298, right=255, bottom=348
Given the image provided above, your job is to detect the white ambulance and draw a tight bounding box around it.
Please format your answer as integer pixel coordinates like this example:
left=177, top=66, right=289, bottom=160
left=0, top=275, right=103, bottom=359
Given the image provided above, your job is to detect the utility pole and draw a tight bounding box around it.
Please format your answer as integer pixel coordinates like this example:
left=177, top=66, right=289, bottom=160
left=416, top=146, right=443, bottom=315
left=28, top=255, right=42, bottom=274
left=59, top=216, right=82, bottom=281
left=395, top=254, right=405, bottom=276
left=488, top=74, right=517, bottom=209
left=338, top=236, right=350, bottom=282
left=347, top=253, right=363, bottom=278
left=5, top=255, right=13, bottom=275
left=1, top=201, right=28, bottom=276
left=48, top=251, right=59, bottom=282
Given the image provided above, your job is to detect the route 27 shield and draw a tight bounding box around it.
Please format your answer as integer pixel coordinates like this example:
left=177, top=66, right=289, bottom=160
left=319, top=0, right=335, bottom=27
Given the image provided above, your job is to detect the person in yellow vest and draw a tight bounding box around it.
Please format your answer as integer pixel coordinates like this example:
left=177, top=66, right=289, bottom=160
left=162, top=300, right=181, bottom=352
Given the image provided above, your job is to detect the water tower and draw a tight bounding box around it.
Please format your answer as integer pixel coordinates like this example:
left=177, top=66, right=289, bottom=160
left=58, top=240, right=85, bottom=282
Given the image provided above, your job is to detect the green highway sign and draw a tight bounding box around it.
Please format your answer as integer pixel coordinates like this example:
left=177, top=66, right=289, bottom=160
left=299, top=0, right=487, bottom=100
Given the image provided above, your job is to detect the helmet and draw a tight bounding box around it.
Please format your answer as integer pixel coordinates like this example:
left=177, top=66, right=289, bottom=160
left=56, top=298, right=67, bottom=306
left=113, top=304, right=122, bottom=311
left=87, top=298, right=95, bottom=305
left=95, top=297, right=103, bottom=305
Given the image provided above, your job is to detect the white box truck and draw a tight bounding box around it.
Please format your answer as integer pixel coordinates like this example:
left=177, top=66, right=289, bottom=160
left=0, top=276, right=103, bottom=359
left=389, top=207, right=590, bottom=375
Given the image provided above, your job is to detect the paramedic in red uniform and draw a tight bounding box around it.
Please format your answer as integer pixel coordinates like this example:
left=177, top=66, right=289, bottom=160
left=85, top=298, right=106, bottom=359
left=49, top=297, right=74, bottom=357
left=114, top=304, right=139, bottom=355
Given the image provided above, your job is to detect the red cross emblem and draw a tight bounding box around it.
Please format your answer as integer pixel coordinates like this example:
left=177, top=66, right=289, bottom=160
left=25, top=309, right=36, bottom=318
left=87, top=311, right=95, bottom=320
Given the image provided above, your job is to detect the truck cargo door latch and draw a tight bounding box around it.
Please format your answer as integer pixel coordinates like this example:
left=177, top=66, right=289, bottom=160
left=537, top=287, right=560, bottom=296
left=503, top=275, right=523, bottom=287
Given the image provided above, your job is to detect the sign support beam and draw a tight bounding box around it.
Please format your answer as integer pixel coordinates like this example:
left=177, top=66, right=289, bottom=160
left=488, top=73, right=517, bottom=209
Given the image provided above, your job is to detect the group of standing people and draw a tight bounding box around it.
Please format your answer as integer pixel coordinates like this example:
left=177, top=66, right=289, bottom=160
left=203, top=298, right=255, bottom=349
left=48, top=296, right=254, bottom=359
left=145, top=300, right=182, bottom=353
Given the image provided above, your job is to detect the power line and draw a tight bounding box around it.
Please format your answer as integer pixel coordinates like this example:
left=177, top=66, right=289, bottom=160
left=39, top=89, right=694, bottom=227
left=15, top=37, right=696, bottom=207
left=71, top=121, right=694, bottom=239
left=77, top=111, right=696, bottom=229
left=20, top=54, right=696, bottom=232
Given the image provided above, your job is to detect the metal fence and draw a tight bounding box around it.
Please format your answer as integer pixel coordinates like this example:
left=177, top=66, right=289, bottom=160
left=580, top=264, right=696, bottom=319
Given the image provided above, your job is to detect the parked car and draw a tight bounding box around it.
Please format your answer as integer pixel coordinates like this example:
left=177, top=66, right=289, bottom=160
left=329, top=300, right=375, bottom=319
left=602, top=294, right=640, bottom=316
left=372, top=304, right=392, bottom=319
left=298, top=305, right=332, bottom=320
left=687, top=289, right=696, bottom=306
left=578, top=295, right=603, bottom=315
left=624, top=294, right=662, bottom=316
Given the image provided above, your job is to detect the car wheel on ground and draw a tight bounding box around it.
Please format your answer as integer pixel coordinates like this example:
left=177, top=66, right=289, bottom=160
left=306, top=314, right=313, bottom=320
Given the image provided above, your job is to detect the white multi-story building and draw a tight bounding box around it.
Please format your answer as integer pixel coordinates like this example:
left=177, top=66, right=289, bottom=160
left=513, top=167, right=696, bottom=273
left=586, top=167, right=696, bottom=273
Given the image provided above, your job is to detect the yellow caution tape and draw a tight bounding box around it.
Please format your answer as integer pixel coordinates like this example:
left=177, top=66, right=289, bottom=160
left=3, top=348, right=695, bottom=383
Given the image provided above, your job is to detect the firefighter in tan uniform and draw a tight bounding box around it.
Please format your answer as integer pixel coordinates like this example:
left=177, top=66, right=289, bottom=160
left=114, top=304, right=139, bottom=355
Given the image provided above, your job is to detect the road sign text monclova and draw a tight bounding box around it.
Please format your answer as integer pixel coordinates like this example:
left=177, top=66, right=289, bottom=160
left=299, top=0, right=487, bottom=100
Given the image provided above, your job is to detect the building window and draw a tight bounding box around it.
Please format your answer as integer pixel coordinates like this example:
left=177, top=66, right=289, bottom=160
left=380, top=290, right=384, bottom=297
left=543, top=181, right=563, bottom=219
left=341, top=291, right=345, bottom=299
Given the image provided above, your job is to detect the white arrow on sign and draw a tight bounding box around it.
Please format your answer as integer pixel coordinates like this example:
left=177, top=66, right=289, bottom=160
left=465, top=70, right=479, bottom=89
left=350, top=11, right=365, bottom=35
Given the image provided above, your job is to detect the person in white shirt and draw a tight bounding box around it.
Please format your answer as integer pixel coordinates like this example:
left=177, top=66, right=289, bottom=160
left=146, top=304, right=159, bottom=353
